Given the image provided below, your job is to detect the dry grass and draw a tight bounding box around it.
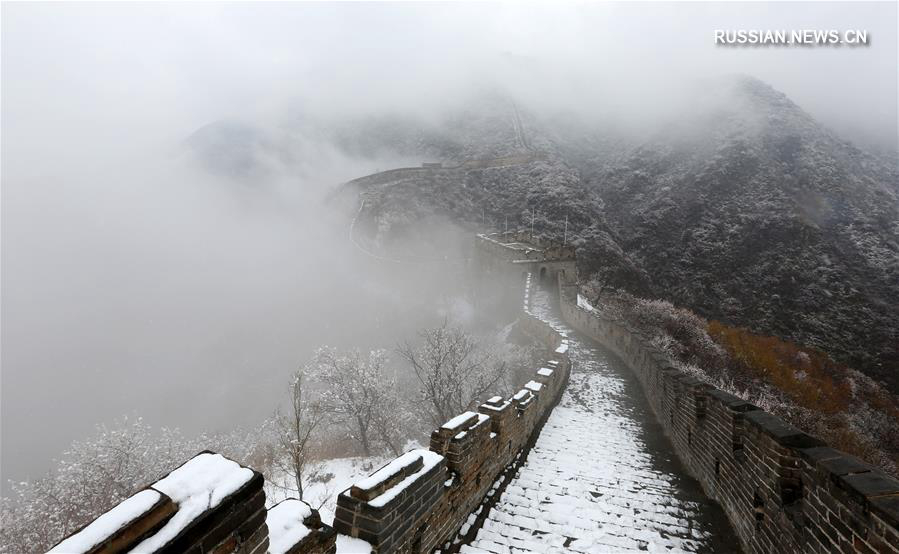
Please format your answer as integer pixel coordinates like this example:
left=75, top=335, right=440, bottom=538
left=707, top=320, right=899, bottom=473
left=581, top=280, right=899, bottom=476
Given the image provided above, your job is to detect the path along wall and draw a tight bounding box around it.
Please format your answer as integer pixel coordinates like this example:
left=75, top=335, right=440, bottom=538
left=556, top=279, right=899, bottom=554
left=341, top=154, right=547, bottom=192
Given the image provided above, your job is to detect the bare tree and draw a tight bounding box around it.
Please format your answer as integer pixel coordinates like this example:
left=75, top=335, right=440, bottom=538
left=0, top=417, right=203, bottom=553
left=273, top=371, right=326, bottom=500
left=397, top=321, right=506, bottom=427
left=308, top=347, right=404, bottom=456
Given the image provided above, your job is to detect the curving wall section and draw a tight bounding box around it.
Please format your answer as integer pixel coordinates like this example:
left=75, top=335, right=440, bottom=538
left=50, top=231, right=894, bottom=554
left=553, top=268, right=899, bottom=554
left=331, top=272, right=571, bottom=552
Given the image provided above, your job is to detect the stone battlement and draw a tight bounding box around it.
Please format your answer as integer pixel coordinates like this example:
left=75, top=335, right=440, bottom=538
left=331, top=273, right=571, bottom=553
left=477, top=233, right=899, bottom=554
left=50, top=451, right=336, bottom=554
left=558, top=284, right=899, bottom=554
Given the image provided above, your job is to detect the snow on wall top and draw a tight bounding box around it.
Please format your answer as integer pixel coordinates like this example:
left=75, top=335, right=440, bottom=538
left=363, top=449, right=444, bottom=509
left=442, top=411, right=479, bottom=430
left=337, top=534, right=373, bottom=553
left=453, top=413, right=490, bottom=441
left=537, top=367, right=554, bottom=377
left=481, top=396, right=511, bottom=412
left=354, top=451, right=423, bottom=493
left=525, top=380, right=543, bottom=392
left=49, top=489, right=164, bottom=554
left=129, top=453, right=254, bottom=552
left=267, top=499, right=314, bottom=554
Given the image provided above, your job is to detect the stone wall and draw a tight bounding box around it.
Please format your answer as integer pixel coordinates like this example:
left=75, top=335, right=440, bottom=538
left=476, top=232, right=899, bottom=553
left=557, top=283, right=899, bottom=554
left=474, top=233, right=577, bottom=290
left=332, top=273, right=572, bottom=553
left=50, top=452, right=336, bottom=554
left=342, top=154, right=546, bottom=191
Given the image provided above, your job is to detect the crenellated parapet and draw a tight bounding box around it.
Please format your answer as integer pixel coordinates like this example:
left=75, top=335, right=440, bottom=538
left=479, top=233, right=899, bottom=553
left=558, top=286, right=899, bottom=554
left=332, top=270, right=572, bottom=553
left=49, top=452, right=336, bottom=554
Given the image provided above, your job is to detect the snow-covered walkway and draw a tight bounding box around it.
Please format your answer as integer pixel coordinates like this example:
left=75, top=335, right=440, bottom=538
left=461, top=287, right=736, bottom=553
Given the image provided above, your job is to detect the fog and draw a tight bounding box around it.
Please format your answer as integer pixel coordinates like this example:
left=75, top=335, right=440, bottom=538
left=2, top=2, right=895, bottom=491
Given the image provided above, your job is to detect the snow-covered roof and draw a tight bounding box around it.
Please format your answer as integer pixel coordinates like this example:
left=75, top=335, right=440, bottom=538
left=49, top=489, right=164, bottom=553
left=267, top=499, right=314, bottom=554
left=130, top=453, right=255, bottom=552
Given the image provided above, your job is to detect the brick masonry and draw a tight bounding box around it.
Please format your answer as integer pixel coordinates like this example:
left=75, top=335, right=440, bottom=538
left=332, top=263, right=572, bottom=553
left=552, top=262, right=899, bottom=553
left=50, top=451, right=336, bottom=554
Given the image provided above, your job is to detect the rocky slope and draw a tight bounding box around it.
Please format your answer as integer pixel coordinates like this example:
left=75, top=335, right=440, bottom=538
left=577, top=76, right=899, bottom=392
left=341, top=77, right=898, bottom=393
left=186, top=77, right=898, bottom=393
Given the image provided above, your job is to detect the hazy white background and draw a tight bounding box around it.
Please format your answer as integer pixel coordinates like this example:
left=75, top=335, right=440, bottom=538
left=2, top=1, right=896, bottom=491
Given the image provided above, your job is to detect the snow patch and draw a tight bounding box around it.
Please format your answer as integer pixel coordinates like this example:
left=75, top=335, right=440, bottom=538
left=337, top=533, right=373, bottom=553
left=130, top=453, right=254, bottom=552
left=50, top=489, right=163, bottom=553
left=442, top=411, right=478, bottom=430
left=266, top=499, right=314, bottom=554
left=367, top=450, right=444, bottom=508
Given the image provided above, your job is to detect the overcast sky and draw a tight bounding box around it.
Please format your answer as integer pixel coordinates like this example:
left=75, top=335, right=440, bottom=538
left=2, top=1, right=896, bottom=490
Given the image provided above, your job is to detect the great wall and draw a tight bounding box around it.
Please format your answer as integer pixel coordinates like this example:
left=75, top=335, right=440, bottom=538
left=50, top=231, right=899, bottom=554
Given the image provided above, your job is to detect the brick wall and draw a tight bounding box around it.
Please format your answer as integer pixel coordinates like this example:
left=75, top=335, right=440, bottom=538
left=50, top=452, right=336, bottom=554
left=557, top=282, right=899, bottom=553
left=477, top=233, right=899, bottom=553
left=332, top=271, right=572, bottom=553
